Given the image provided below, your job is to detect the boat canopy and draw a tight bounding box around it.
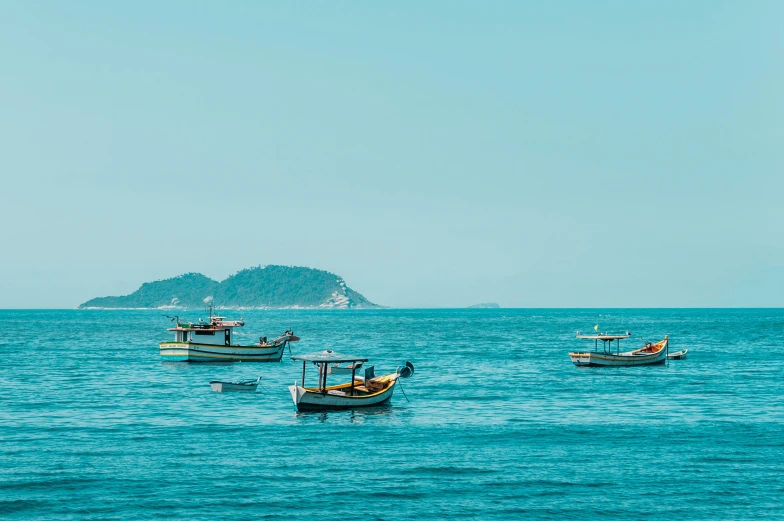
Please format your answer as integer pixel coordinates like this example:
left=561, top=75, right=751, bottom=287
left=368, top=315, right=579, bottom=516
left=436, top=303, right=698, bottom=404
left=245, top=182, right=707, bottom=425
left=168, top=327, right=223, bottom=332
left=291, top=350, right=369, bottom=364
left=576, top=332, right=631, bottom=341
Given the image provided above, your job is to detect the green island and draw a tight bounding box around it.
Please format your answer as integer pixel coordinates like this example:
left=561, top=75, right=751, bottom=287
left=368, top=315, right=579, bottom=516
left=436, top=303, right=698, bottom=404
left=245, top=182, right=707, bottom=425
left=78, top=265, right=379, bottom=309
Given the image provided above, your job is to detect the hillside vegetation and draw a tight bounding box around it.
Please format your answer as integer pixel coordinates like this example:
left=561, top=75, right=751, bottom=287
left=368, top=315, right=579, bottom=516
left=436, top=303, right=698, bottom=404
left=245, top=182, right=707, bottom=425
left=79, top=266, right=379, bottom=309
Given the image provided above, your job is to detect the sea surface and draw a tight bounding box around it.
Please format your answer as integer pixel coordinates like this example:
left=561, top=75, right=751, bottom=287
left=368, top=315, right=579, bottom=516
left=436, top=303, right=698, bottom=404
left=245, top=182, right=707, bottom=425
left=1, top=309, right=782, bottom=520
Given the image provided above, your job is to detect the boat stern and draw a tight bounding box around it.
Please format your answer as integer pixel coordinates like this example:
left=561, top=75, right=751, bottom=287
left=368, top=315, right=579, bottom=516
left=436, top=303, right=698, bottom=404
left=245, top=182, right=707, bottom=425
left=569, top=352, right=592, bottom=366
left=159, top=342, right=191, bottom=362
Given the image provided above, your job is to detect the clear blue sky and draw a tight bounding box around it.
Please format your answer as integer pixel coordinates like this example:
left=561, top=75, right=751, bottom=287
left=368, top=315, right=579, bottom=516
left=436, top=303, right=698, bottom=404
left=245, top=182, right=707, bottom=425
left=0, top=1, right=782, bottom=308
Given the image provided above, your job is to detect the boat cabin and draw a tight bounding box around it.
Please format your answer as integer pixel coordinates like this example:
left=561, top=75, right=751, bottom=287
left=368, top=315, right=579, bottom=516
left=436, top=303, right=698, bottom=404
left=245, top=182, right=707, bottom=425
left=168, top=316, right=245, bottom=346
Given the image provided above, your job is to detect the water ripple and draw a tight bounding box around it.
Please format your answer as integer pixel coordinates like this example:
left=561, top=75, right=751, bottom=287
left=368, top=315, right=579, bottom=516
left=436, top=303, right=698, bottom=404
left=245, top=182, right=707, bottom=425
left=1, top=309, right=782, bottom=520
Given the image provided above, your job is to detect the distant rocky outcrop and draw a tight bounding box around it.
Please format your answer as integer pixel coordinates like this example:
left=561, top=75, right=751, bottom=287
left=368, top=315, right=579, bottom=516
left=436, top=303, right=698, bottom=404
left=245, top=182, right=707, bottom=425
left=467, top=302, right=500, bottom=309
left=79, top=265, right=380, bottom=309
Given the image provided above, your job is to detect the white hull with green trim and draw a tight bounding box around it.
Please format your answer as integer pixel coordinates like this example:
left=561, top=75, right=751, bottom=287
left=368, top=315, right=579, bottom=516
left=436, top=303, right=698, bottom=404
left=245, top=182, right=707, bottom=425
left=159, top=341, right=287, bottom=362
left=160, top=311, right=299, bottom=363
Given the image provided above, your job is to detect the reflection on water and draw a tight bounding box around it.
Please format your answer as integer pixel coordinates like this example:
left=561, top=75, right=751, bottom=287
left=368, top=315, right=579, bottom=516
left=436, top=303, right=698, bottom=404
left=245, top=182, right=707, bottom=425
left=293, top=403, right=396, bottom=424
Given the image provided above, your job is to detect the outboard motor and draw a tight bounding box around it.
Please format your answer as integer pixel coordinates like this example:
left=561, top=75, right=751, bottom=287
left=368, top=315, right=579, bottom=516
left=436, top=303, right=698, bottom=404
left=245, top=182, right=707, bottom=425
left=397, top=361, right=415, bottom=379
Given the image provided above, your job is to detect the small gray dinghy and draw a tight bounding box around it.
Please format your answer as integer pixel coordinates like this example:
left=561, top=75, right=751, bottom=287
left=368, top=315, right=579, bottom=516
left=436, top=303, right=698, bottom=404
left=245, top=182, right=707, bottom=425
left=210, top=376, right=261, bottom=392
left=667, top=349, right=688, bottom=360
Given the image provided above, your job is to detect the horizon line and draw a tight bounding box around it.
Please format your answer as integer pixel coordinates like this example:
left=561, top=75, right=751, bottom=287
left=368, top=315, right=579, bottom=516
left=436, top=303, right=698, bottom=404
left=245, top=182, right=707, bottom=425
left=1, top=307, right=783, bottom=311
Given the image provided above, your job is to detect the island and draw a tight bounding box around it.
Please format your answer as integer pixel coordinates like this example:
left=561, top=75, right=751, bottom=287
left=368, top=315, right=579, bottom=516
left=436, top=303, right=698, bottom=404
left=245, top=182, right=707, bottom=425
left=79, top=265, right=380, bottom=309
left=467, top=303, right=500, bottom=309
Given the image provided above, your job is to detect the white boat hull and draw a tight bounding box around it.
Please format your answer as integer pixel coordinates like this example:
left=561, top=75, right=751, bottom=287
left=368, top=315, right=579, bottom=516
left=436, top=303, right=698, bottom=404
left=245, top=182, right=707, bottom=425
left=569, top=348, right=667, bottom=367
left=288, top=380, right=396, bottom=411
left=667, top=349, right=688, bottom=360
left=210, top=381, right=259, bottom=392
left=160, top=342, right=286, bottom=362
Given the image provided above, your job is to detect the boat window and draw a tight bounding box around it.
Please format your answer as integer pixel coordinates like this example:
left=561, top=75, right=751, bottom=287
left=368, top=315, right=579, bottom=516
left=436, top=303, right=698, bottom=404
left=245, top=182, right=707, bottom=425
left=194, top=330, right=215, bottom=336
left=225, top=329, right=231, bottom=345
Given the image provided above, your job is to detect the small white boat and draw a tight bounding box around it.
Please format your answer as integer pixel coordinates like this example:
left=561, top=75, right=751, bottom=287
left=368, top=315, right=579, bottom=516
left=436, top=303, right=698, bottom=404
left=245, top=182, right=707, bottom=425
left=329, top=360, right=363, bottom=375
left=570, top=332, right=669, bottom=367
left=210, top=376, right=261, bottom=392
left=667, top=349, right=688, bottom=360
left=288, top=350, right=414, bottom=412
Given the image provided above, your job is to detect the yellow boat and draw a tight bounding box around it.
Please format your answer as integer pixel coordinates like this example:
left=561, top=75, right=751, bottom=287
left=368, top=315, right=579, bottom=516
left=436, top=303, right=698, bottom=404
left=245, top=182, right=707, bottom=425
left=288, top=350, right=414, bottom=411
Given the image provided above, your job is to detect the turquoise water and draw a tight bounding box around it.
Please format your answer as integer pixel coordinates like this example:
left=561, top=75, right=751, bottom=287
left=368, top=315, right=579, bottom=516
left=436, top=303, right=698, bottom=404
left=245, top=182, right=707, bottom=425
left=1, top=309, right=782, bottom=520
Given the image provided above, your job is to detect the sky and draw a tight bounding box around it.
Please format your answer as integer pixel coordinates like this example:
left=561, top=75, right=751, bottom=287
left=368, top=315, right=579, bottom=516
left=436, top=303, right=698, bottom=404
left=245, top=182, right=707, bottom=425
left=0, top=1, right=782, bottom=308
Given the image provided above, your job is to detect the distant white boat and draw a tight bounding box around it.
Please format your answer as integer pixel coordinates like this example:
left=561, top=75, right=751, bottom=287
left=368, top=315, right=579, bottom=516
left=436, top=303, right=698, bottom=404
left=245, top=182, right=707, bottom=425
left=667, top=349, right=688, bottom=360
left=329, top=360, right=363, bottom=375
left=210, top=376, right=261, bottom=392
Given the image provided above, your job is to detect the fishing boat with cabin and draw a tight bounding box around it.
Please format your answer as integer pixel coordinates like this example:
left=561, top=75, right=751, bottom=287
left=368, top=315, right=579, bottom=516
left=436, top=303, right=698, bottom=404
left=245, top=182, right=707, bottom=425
left=569, top=331, right=668, bottom=367
left=159, top=310, right=299, bottom=362
left=288, top=350, right=414, bottom=411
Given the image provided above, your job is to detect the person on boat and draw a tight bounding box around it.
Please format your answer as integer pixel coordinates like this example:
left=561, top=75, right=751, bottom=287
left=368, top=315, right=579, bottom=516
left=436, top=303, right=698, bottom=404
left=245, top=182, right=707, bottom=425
left=259, top=336, right=267, bottom=345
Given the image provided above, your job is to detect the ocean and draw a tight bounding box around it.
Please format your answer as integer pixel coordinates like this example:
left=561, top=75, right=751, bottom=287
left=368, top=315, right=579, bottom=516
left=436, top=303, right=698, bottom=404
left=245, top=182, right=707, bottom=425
left=1, top=309, right=782, bottom=520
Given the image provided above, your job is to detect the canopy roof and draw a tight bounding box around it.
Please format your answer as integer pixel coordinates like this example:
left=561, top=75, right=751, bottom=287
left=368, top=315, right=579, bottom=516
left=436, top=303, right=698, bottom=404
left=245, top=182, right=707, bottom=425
left=291, top=350, right=369, bottom=363
left=576, top=332, right=631, bottom=341
left=168, top=327, right=223, bottom=332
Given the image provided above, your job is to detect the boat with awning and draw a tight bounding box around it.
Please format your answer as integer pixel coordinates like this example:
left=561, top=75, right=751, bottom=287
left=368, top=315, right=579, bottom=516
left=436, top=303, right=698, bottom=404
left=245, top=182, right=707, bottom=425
left=288, top=350, right=414, bottom=411
left=569, top=332, right=668, bottom=367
